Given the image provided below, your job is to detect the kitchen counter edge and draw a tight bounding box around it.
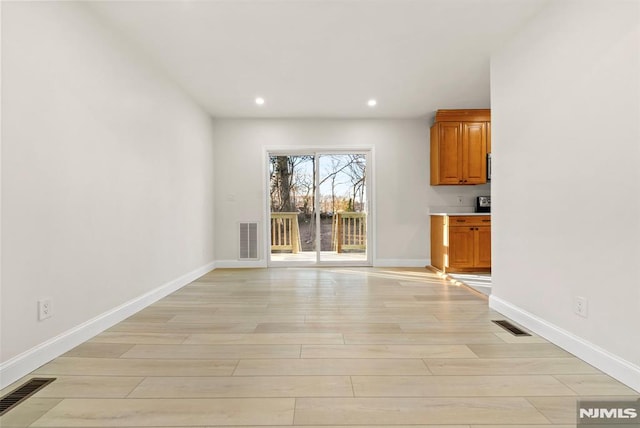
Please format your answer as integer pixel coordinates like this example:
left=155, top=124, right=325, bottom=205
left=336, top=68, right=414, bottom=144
left=430, top=213, right=491, bottom=216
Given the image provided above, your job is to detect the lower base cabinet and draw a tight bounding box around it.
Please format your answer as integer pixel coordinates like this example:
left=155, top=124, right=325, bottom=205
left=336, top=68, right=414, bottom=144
left=431, top=215, right=491, bottom=273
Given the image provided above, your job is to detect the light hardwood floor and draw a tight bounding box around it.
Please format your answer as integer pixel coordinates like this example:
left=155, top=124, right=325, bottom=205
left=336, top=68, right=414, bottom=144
left=1, top=267, right=637, bottom=427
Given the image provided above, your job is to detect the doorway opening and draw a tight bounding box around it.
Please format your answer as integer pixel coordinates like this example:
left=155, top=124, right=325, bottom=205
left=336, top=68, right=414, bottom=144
left=267, top=151, right=371, bottom=266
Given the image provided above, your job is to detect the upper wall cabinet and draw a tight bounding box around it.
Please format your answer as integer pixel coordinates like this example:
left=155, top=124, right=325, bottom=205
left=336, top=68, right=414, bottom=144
left=430, top=109, right=491, bottom=185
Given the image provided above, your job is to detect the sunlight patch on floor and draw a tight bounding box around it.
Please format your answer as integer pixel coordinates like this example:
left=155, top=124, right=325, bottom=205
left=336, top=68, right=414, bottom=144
left=449, top=273, right=492, bottom=296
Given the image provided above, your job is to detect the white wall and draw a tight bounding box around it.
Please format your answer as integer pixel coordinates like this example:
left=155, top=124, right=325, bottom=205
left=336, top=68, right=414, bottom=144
left=213, top=119, right=487, bottom=266
left=491, top=0, right=640, bottom=390
left=1, top=2, right=215, bottom=385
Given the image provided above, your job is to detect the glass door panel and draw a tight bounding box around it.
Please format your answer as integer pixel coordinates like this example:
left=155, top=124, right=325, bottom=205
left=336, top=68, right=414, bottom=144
left=318, top=154, right=368, bottom=263
left=269, top=154, right=316, bottom=263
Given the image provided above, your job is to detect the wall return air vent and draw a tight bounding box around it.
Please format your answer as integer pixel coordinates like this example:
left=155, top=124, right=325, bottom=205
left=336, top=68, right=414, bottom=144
left=239, top=222, right=258, bottom=260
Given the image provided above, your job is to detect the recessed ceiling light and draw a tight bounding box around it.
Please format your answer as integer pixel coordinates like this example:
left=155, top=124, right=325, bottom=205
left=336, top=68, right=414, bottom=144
left=255, top=97, right=265, bottom=106
left=367, top=99, right=377, bottom=107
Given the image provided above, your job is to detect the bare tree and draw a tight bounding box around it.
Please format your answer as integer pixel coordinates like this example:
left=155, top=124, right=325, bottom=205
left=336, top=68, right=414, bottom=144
left=345, top=154, right=366, bottom=211
left=271, top=154, right=365, bottom=213
left=317, top=154, right=366, bottom=212
left=270, top=155, right=314, bottom=212
left=293, top=169, right=313, bottom=214
left=273, top=156, right=292, bottom=211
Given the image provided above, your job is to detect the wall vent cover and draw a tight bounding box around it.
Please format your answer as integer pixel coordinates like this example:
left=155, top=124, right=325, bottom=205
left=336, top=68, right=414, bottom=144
left=0, top=377, right=56, bottom=416
left=492, top=320, right=531, bottom=336
left=239, top=222, right=258, bottom=260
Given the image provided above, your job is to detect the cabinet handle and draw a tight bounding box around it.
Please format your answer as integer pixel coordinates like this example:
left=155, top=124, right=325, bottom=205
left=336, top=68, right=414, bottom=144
left=482, top=219, right=490, bottom=222
left=456, top=219, right=466, bottom=222
left=463, top=180, right=468, bottom=183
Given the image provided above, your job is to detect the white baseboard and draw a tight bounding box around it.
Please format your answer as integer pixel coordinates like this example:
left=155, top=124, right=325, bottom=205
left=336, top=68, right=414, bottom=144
left=374, top=258, right=430, bottom=268
left=489, top=295, right=640, bottom=393
left=0, top=261, right=216, bottom=389
left=215, top=260, right=268, bottom=268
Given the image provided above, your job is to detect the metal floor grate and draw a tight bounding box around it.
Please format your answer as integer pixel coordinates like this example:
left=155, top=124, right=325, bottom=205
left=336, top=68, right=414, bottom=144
left=0, top=377, right=56, bottom=416
left=492, top=319, right=531, bottom=336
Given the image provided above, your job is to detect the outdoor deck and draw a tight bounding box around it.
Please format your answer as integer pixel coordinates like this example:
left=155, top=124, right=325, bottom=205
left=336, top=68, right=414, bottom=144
left=270, top=250, right=367, bottom=263
left=270, top=212, right=367, bottom=264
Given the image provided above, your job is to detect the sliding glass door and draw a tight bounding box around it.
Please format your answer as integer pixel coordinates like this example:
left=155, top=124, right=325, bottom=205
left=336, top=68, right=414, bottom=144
left=267, top=151, right=370, bottom=266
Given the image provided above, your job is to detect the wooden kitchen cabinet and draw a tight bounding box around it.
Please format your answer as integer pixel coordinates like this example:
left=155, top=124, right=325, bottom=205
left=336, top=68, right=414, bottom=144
left=431, top=215, right=491, bottom=273
left=430, top=109, right=490, bottom=185
left=475, top=225, right=492, bottom=268
left=448, top=225, right=475, bottom=268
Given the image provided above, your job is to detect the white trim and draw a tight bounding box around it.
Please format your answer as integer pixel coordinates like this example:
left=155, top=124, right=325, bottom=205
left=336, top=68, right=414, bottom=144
left=368, top=146, right=377, bottom=265
left=0, top=2, right=3, bottom=391
left=0, top=261, right=216, bottom=389
left=262, top=146, right=271, bottom=266
left=270, top=261, right=372, bottom=268
left=314, top=152, right=321, bottom=262
left=374, top=258, right=430, bottom=268
left=215, top=260, right=268, bottom=268
left=489, top=295, right=640, bottom=393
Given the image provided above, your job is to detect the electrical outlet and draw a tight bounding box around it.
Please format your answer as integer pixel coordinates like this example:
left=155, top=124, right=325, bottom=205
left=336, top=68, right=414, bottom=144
left=38, top=298, right=52, bottom=321
left=457, top=196, right=464, bottom=206
left=574, top=296, right=588, bottom=318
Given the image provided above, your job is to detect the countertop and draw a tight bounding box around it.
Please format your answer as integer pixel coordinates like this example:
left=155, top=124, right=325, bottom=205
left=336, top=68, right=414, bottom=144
left=430, top=212, right=491, bottom=216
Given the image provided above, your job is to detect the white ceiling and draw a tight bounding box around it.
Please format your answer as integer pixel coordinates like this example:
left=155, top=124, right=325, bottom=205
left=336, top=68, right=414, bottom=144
left=88, top=0, right=547, bottom=119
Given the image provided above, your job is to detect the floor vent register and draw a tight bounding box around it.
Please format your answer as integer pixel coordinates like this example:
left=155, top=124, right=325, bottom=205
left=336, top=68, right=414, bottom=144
left=0, top=377, right=56, bottom=416
left=492, top=319, right=531, bottom=336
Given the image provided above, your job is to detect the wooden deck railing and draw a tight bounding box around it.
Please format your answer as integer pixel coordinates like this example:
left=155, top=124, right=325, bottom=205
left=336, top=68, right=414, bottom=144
left=332, top=212, right=367, bottom=253
left=270, top=212, right=301, bottom=254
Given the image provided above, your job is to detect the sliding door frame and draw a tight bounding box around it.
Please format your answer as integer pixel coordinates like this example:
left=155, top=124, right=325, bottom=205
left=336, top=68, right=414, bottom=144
left=264, top=147, right=374, bottom=267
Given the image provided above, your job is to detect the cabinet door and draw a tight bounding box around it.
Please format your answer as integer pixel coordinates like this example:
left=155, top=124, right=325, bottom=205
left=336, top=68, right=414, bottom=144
left=462, top=122, right=487, bottom=184
left=474, top=226, right=492, bottom=268
left=437, top=122, right=463, bottom=184
left=448, top=226, right=475, bottom=268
